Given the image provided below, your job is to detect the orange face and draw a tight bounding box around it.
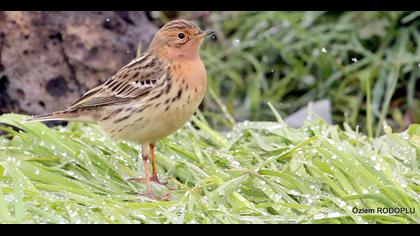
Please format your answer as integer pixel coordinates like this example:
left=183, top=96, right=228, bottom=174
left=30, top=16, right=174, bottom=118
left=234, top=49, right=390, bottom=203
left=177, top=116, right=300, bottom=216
left=150, top=20, right=214, bottom=60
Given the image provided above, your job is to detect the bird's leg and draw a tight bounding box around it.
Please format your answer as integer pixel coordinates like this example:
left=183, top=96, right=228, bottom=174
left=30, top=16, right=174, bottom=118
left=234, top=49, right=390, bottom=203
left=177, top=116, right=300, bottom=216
left=140, top=147, right=153, bottom=196
left=128, top=144, right=168, bottom=186
left=128, top=144, right=171, bottom=200
left=149, top=143, right=168, bottom=186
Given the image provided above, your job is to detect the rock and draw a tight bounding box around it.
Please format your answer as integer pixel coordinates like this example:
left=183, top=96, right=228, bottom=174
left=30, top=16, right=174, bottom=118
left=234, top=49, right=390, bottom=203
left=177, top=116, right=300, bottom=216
left=0, top=11, right=157, bottom=115
left=284, top=99, right=333, bottom=128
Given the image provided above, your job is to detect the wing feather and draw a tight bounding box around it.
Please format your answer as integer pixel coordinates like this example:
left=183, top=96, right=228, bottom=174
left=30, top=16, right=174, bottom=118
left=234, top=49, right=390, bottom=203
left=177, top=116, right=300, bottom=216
left=68, top=54, right=164, bottom=109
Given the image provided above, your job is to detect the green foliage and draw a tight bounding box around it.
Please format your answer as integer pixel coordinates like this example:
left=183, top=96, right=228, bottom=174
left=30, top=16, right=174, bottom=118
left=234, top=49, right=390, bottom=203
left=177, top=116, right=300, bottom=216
left=0, top=114, right=418, bottom=223
left=200, top=11, right=420, bottom=134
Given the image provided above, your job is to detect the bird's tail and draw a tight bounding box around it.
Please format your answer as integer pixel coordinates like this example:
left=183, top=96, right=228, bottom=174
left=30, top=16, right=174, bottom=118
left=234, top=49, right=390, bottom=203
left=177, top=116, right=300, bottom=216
left=24, top=111, right=75, bottom=123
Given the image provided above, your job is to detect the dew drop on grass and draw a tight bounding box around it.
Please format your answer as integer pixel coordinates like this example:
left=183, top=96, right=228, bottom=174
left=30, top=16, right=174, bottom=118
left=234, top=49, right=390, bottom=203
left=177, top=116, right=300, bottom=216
left=273, top=193, right=282, bottom=201
left=351, top=57, right=358, bottom=62
left=34, top=168, right=40, bottom=175
left=374, top=164, right=381, bottom=171
left=313, top=212, right=325, bottom=220
left=230, top=160, right=241, bottom=168
left=232, top=39, right=241, bottom=47
left=321, top=47, right=327, bottom=53
left=328, top=212, right=341, bottom=218
left=289, top=190, right=301, bottom=195
left=331, top=155, right=337, bottom=160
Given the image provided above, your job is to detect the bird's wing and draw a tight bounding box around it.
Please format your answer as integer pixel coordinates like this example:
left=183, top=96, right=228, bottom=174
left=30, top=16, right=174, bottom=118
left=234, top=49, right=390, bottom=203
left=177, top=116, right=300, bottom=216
left=68, top=54, right=164, bottom=109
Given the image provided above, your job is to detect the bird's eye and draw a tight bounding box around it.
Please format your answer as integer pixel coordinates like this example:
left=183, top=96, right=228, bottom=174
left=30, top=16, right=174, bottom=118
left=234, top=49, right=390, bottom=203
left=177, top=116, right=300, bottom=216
left=177, top=33, right=185, bottom=39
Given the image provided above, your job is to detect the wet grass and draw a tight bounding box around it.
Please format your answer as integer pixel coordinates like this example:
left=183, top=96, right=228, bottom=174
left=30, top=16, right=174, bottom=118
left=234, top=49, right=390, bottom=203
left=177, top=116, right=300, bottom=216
left=0, top=113, right=418, bottom=224
left=197, top=11, right=420, bottom=134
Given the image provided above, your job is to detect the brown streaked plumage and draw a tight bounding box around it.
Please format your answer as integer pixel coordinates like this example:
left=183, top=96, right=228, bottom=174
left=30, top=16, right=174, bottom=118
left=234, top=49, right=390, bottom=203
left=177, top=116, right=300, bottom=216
left=27, top=19, right=214, bottom=200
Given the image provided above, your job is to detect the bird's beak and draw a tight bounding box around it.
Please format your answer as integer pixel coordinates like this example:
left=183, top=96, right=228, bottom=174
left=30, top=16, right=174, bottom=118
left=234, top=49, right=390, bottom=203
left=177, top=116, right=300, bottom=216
left=194, top=30, right=215, bottom=40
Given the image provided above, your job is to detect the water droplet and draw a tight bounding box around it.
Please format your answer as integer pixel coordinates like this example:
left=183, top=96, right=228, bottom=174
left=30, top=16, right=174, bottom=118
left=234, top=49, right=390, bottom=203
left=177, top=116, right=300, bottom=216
left=321, top=47, right=327, bottom=53
left=328, top=212, right=341, bottom=218
left=273, top=193, right=282, bottom=200
left=374, top=164, right=381, bottom=171
left=338, top=200, right=346, bottom=207
left=351, top=57, right=358, bottom=62
left=362, top=189, right=368, bottom=194
left=331, top=155, right=337, bottom=160
left=230, top=160, right=241, bottom=168
left=313, top=213, right=325, bottom=220
left=232, top=39, right=241, bottom=47
left=106, top=18, right=110, bottom=22
left=34, top=168, right=40, bottom=175
left=418, top=63, right=420, bottom=68
left=289, top=190, right=301, bottom=195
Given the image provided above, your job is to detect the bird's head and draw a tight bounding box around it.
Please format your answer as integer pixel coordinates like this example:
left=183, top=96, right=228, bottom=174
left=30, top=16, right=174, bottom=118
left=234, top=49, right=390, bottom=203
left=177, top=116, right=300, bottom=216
left=149, top=19, right=214, bottom=61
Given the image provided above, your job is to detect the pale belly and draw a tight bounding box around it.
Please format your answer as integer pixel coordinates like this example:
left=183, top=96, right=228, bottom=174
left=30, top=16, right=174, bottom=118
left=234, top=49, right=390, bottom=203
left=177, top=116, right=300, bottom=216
left=99, top=81, right=206, bottom=144
left=127, top=99, right=201, bottom=143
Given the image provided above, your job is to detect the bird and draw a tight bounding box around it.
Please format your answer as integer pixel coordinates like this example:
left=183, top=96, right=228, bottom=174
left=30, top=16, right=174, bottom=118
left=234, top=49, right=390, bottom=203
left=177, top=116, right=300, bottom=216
left=27, top=19, right=214, bottom=200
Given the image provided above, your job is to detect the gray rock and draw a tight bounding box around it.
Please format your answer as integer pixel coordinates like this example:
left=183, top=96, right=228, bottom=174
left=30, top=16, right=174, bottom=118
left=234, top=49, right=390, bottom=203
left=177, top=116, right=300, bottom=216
left=0, top=11, right=157, bottom=115
left=284, top=99, right=333, bottom=128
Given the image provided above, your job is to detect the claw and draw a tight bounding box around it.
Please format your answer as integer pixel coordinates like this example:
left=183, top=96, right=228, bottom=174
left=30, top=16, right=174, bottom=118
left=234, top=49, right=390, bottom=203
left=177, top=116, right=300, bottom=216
left=139, top=191, right=171, bottom=201
left=128, top=176, right=176, bottom=190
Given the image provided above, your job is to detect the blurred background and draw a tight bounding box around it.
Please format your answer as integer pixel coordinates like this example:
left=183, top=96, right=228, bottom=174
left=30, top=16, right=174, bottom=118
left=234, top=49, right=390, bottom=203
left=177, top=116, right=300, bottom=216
left=0, top=11, right=419, bottom=136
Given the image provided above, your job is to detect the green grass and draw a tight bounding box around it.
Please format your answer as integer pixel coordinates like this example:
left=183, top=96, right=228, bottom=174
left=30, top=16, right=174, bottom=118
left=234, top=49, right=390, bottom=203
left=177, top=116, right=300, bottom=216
left=195, top=11, right=420, bottom=133
left=0, top=113, right=418, bottom=223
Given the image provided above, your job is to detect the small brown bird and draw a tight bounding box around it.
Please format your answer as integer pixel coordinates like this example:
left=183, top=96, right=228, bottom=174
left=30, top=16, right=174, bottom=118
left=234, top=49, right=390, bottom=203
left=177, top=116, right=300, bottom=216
left=28, top=19, right=214, bottom=199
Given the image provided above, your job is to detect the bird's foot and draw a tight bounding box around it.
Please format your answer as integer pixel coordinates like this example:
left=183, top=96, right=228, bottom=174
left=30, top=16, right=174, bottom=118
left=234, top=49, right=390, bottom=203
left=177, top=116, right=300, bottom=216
left=127, top=176, right=176, bottom=190
left=138, top=191, right=171, bottom=201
